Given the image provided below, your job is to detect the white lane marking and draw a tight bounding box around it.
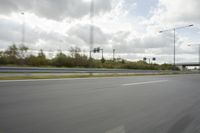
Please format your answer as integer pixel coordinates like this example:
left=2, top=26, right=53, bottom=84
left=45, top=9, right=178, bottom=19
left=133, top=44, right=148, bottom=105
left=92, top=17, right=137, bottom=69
left=105, top=125, right=125, bottom=133
left=122, top=80, right=168, bottom=86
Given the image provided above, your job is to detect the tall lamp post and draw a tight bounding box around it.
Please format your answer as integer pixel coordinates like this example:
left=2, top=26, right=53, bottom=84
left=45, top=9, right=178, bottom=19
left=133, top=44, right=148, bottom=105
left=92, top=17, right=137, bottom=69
left=188, top=43, right=200, bottom=73
left=113, top=49, right=115, bottom=61
left=89, top=0, right=94, bottom=59
left=159, top=24, right=193, bottom=70
left=21, top=12, right=25, bottom=45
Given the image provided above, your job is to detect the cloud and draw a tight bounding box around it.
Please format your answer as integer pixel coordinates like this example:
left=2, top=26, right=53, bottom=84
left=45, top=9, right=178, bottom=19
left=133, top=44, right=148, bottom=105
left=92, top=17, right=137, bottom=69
left=0, top=17, right=22, bottom=48
left=67, top=24, right=110, bottom=45
left=0, top=0, right=199, bottom=63
left=151, top=0, right=200, bottom=25
left=0, top=15, right=67, bottom=51
left=0, top=0, right=113, bottom=20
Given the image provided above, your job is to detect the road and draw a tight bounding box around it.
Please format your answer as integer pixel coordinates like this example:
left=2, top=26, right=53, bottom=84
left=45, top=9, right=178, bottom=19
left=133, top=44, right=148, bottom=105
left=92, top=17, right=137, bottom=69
left=0, top=66, right=160, bottom=74
left=0, top=74, right=200, bottom=133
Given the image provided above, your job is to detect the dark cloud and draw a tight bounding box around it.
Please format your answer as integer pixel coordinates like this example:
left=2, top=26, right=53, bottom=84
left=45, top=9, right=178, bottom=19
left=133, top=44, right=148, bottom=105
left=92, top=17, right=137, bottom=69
left=0, top=0, right=112, bottom=20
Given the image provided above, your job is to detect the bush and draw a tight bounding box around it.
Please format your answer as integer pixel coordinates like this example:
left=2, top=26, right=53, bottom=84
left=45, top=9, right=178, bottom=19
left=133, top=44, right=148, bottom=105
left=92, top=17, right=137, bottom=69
left=0, top=45, right=174, bottom=70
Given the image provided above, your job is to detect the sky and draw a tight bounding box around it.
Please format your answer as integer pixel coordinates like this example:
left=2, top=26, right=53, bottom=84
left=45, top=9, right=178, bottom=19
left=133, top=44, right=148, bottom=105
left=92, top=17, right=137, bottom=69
left=0, top=0, right=200, bottom=64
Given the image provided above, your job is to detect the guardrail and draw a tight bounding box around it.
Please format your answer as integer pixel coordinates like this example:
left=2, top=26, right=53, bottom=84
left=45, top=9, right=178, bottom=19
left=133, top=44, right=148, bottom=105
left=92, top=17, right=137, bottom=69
left=0, top=66, right=160, bottom=74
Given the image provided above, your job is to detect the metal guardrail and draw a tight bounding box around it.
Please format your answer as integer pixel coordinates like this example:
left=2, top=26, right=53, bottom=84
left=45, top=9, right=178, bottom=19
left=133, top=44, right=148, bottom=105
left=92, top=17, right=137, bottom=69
left=0, top=66, right=160, bottom=74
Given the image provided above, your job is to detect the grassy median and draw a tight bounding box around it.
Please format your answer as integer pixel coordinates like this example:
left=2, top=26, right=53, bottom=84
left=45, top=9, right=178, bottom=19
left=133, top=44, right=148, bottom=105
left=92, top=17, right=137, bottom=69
left=0, top=71, right=196, bottom=80
left=0, top=73, right=168, bottom=80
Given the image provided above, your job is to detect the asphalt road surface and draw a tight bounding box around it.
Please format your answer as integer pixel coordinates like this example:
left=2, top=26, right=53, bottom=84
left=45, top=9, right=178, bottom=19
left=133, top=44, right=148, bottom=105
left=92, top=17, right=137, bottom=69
left=0, top=74, right=200, bottom=133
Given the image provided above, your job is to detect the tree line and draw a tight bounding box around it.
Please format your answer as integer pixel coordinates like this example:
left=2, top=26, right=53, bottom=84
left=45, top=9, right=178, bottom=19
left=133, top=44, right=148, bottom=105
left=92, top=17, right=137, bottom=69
left=0, top=44, right=174, bottom=70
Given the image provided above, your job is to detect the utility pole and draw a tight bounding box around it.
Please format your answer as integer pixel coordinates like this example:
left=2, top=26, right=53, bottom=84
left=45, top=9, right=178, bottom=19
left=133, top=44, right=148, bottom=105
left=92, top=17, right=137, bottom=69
left=159, top=24, right=193, bottom=70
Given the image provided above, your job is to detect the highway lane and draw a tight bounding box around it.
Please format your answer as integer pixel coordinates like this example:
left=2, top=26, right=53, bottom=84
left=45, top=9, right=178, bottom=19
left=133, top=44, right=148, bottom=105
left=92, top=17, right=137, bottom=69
left=0, top=74, right=200, bottom=133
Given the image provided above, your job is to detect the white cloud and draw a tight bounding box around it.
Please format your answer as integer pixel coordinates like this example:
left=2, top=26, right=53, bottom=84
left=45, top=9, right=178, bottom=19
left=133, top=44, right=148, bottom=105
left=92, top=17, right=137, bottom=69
left=151, top=0, right=200, bottom=25
left=0, top=0, right=199, bottom=64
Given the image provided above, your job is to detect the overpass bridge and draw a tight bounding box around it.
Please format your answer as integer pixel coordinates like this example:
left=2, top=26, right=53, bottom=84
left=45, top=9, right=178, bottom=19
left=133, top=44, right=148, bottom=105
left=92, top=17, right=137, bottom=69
left=176, top=62, right=200, bottom=70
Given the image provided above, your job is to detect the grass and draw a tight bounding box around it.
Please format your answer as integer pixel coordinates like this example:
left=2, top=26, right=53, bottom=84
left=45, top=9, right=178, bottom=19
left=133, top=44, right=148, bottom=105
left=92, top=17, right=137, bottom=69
left=0, top=73, right=192, bottom=80
left=0, top=71, right=197, bottom=80
left=0, top=73, right=169, bottom=80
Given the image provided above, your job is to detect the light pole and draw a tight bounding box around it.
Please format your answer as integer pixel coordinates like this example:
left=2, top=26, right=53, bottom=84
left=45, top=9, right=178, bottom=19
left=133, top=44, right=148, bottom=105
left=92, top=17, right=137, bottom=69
left=199, top=45, right=200, bottom=72
left=188, top=43, right=200, bottom=73
left=113, top=49, right=115, bottom=61
left=89, top=0, right=94, bottom=59
left=21, top=12, right=25, bottom=45
left=159, top=24, right=193, bottom=70
left=101, top=48, right=104, bottom=59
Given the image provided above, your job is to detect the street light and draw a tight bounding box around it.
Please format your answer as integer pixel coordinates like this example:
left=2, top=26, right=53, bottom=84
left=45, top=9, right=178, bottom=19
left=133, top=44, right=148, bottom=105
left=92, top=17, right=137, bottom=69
left=187, top=43, right=200, bottom=73
left=89, top=0, right=94, bottom=59
left=21, top=12, right=25, bottom=45
left=113, top=49, right=115, bottom=61
left=159, top=24, right=193, bottom=70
